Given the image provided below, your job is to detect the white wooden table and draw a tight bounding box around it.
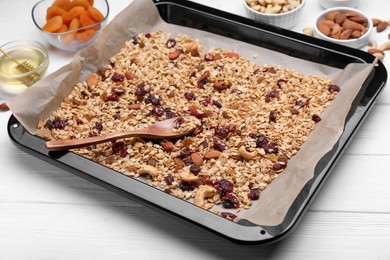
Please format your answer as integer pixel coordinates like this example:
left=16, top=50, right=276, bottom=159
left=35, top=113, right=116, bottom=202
left=1, top=0, right=389, bottom=259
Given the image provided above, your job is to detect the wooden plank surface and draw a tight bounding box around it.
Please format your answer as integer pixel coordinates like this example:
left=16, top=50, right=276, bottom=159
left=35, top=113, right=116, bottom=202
left=0, top=0, right=389, bottom=259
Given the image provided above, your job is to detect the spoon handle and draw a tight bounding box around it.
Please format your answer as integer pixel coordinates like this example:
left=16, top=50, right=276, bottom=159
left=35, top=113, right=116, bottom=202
left=45, top=129, right=150, bottom=151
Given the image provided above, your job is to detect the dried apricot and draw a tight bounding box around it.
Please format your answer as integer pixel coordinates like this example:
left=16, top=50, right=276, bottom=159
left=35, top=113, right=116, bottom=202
left=52, top=0, right=71, bottom=10
left=57, top=24, right=68, bottom=33
left=76, top=29, right=96, bottom=43
left=46, top=6, right=66, bottom=21
left=42, top=15, right=64, bottom=32
left=62, top=6, right=85, bottom=25
left=61, top=18, right=80, bottom=45
left=66, top=0, right=92, bottom=11
left=87, top=6, right=104, bottom=22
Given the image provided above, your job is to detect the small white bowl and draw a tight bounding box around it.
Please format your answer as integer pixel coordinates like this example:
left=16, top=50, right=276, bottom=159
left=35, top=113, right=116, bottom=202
left=242, top=0, right=306, bottom=29
left=319, top=0, right=360, bottom=9
left=313, top=7, right=372, bottom=49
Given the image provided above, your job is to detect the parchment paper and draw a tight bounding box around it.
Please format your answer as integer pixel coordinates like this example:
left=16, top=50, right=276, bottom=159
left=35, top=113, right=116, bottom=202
left=7, top=0, right=375, bottom=226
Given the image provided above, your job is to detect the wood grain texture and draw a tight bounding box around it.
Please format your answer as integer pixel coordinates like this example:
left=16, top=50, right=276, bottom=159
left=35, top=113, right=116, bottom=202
left=0, top=0, right=389, bottom=259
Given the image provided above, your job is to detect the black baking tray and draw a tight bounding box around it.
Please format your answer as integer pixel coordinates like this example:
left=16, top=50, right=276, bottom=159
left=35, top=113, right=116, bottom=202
left=8, top=0, right=387, bottom=244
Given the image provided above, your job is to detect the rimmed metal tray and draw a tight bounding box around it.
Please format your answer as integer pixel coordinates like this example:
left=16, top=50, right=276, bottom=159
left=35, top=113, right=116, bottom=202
left=8, top=0, right=387, bottom=244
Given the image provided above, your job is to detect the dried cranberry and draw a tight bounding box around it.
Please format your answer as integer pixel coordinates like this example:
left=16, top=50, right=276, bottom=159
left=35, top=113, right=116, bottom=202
left=273, top=162, right=287, bottom=172
left=269, top=110, right=277, bottom=122
left=132, top=36, right=139, bottom=45
left=222, top=193, right=240, bottom=209
left=218, top=180, right=234, bottom=196
left=213, top=139, right=226, bottom=151
left=269, top=90, right=280, bottom=98
left=179, top=182, right=195, bottom=191
left=256, top=135, right=268, bottom=148
left=191, top=50, right=200, bottom=57
left=113, top=113, right=121, bottom=120
left=290, top=108, right=299, bottom=115
left=134, top=82, right=151, bottom=99
left=262, top=141, right=279, bottom=154
left=145, top=33, right=152, bottom=38
left=147, top=94, right=161, bottom=106
left=76, top=118, right=83, bottom=125
left=189, top=165, right=201, bottom=175
left=220, top=212, right=238, bottom=220
left=248, top=132, right=257, bottom=139
left=152, top=105, right=164, bottom=116
left=179, top=149, right=191, bottom=158
left=184, top=92, right=196, bottom=101
left=328, top=84, right=340, bottom=93
left=215, top=127, right=229, bottom=139
left=166, top=38, right=176, bottom=48
left=111, top=73, right=125, bottom=82
left=312, top=114, right=321, bottom=123
left=212, top=100, right=222, bottom=108
left=165, top=174, right=174, bottom=185
left=94, top=122, right=103, bottom=134
left=202, top=96, right=212, bottom=107
left=253, top=69, right=260, bottom=75
left=105, top=93, right=119, bottom=102
left=112, top=142, right=127, bottom=157
left=196, top=80, right=205, bottom=88
left=165, top=110, right=176, bottom=119
left=248, top=188, right=261, bottom=200
left=277, top=79, right=287, bottom=88
left=44, top=117, right=68, bottom=130
left=111, top=87, right=125, bottom=96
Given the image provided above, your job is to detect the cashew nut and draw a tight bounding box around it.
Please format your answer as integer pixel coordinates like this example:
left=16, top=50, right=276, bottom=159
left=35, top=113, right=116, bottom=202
left=138, top=165, right=159, bottom=178
left=372, top=52, right=385, bottom=61
left=378, top=41, right=390, bottom=51
left=179, top=169, right=198, bottom=182
left=303, top=27, right=313, bottom=36
left=287, top=0, right=300, bottom=8
left=238, top=146, right=257, bottom=160
left=194, top=185, right=216, bottom=208
left=368, top=39, right=378, bottom=49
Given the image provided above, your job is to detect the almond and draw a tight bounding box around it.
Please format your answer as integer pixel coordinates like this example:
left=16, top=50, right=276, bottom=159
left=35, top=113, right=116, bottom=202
left=204, top=149, right=221, bottom=159
left=125, top=70, right=138, bottom=80
left=372, top=18, right=382, bottom=27
left=331, top=23, right=341, bottom=39
left=326, top=11, right=341, bottom=21
left=190, top=152, right=203, bottom=166
left=0, top=102, right=9, bottom=111
left=127, top=103, right=141, bottom=110
left=367, top=48, right=385, bottom=55
left=317, top=22, right=331, bottom=36
left=342, top=20, right=364, bottom=31
left=168, top=50, right=182, bottom=60
left=334, top=13, right=345, bottom=25
left=86, top=74, right=99, bottom=88
left=340, top=28, right=353, bottom=40
left=349, top=16, right=368, bottom=25
left=351, top=30, right=363, bottom=38
left=377, top=21, right=388, bottom=32
left=161, top=141, right=174, bottom=152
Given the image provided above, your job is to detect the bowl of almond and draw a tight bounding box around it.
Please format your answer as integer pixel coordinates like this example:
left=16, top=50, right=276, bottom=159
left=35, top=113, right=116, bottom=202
left=313, top=7, right=372, bottom=49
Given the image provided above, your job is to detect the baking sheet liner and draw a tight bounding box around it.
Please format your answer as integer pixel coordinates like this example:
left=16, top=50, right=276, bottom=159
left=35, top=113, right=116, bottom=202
left=7, top=0, right=375, bottom=226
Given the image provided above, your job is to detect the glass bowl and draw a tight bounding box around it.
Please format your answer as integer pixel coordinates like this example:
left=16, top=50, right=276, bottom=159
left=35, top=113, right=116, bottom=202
left=242, top=0, right=306, bottom=29
left=32, top=0, right=109, bottom=52
left=0, top=40, right=49, bottom=96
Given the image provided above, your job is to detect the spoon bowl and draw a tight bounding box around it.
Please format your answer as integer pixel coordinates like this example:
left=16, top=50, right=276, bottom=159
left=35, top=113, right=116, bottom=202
left=45, top=116, right=199, bottom=151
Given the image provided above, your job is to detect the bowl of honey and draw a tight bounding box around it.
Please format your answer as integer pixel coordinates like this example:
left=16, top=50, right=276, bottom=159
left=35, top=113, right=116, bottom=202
left=0, top=40, right=49, bottom=97
left=32, top=0, right=109, bottom=52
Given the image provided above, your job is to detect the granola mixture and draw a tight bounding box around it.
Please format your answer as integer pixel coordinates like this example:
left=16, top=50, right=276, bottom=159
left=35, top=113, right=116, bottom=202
left=38, top=30, right=340, bottom=218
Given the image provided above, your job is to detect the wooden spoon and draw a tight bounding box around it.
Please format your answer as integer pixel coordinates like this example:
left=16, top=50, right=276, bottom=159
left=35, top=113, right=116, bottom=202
left=45, top=116, right=198, bottom=151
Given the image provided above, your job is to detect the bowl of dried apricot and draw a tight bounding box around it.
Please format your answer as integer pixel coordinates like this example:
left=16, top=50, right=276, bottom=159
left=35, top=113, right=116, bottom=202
left=32, top=0, right=109, bottom=52
left=314, top=7, right=372, bottom=49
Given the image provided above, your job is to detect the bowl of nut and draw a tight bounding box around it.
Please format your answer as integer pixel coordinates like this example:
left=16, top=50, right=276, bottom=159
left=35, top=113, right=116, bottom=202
left=319, top=0, right=360, bottom=9
left=242, top=0, right=306, bottom=29
left=32, top=0, right=109, bottom=52
left=314, top=7, right=372, bottom=49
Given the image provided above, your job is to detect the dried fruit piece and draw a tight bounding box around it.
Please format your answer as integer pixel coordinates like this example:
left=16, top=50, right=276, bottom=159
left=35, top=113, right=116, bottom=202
left=43, top=15, right=64, bottom=32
